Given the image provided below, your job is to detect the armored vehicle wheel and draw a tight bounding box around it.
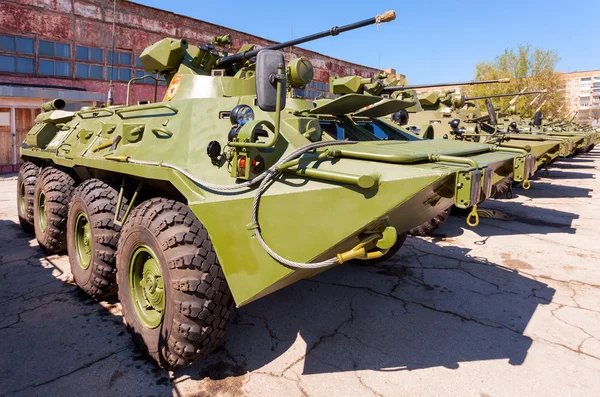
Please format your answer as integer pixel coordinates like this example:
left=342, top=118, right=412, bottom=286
left=408, top=208, right=451, bottom=237
left=367, top=232, right=408, bottom=265
left=33, top=167, right=76, bottom=253
left=17, top=162, right=40, bottom=233
left=67, top=179, right=126, bottom=298
left=116, top=198, right=234, bottom=370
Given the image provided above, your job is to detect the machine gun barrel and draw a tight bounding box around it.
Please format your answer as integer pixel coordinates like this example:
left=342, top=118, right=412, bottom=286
left=466, top=90, right=546, bottom=101
left=216, top=10, right=396, bottom=66
left=381, top=78, right=510, bottom=92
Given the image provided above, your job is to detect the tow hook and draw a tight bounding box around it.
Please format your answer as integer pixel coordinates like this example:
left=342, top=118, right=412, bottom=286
left=336, top=226, right=397, bottom=263
left=466, top=205, right=480, bottom=227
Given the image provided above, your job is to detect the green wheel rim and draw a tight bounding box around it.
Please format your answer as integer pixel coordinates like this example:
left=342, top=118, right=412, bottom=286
left=37, top=191, right=47, bottom=232
left=19, top=182, right=26, bottom=216
left=129, top=246, right=165, bottom=329
left=74, top=212, right=92, bottom=270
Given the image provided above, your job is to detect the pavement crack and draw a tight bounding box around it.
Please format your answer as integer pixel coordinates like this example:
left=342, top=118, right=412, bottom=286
left=244, top=313, right=281, bottom=352
left=535, top=337, right=600, bottom=361
left=281, top=294, right=358, bottom=377
left=348, top=352, right=383, bottom=397
left=0, top=291, right=74, bottom=332
left=1, top=348, right=129, bottom=396
left=307, top=279, right=525, bottom=337
left=550, top=305, right=600, bottom=343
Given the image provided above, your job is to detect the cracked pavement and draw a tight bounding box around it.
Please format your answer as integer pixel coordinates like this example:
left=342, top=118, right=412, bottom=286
left=0, top=150, right=599, bottom=396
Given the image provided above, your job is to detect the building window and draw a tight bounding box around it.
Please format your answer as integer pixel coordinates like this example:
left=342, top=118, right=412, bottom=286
left=0, top=55, right=15, bottom=72
left=108, top=66, right=132, bottom=82
left=581, top=77, right=591, bottom=82
left=136, top=55, right=144, bottom=68
left=17, top=57, right=34, bottom=73
left=39, top=40, right=71, bottom=58
left=0, top=55, right=35, bottom=74
left=120, top=68, right=131, bottom=81
left=134, top=69, right=157, bottom=84
left=0, top=35, right=35, bottom=75
left=39, top=59, right=71, bottom=77
left=0, top=35, right=15, bottom=52
left=17, top=37, right=35, bottom=54
left=74, top=46, right=104, bottom=81
left=109, top=51, right=132, bottom=66
left=76, top=63, right=103, bottom=79
left=0, top=35, right=34, bottom=54
left=76, top=46, right=104, bottom=63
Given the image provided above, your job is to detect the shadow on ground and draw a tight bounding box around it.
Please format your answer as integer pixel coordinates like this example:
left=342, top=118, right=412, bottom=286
left=517, top=182, right=592, bottom=199
left=0, top=218, right=554, bottom=395
left=0, top=219, right=174, bottom=396
left=540, top=170, right=595, bottom=179
left=446, top=199, right=579, bottom=239
left=547, top=163, right=596, bottom=170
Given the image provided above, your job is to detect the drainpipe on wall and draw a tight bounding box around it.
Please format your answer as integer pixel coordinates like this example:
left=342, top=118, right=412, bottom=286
left=10, top=107, right=16, bottom=173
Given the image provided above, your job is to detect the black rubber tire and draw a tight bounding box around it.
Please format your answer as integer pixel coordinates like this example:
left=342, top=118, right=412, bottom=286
left=365, top=232, right=408, bottom=265
left=67, top=179, right=126, bottom=298
left=16, top=162, right=40, bottom=233
left=408, top=208, right=451, bottom=236
left=116, top=198, right=234, bottom=370
left=33, top=167, right=76, bottom=253
left=492, top=176, right=513, bottom=199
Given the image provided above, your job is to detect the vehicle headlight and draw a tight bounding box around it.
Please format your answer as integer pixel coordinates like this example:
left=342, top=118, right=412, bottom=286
left=230, top=105, right=255, bottom=126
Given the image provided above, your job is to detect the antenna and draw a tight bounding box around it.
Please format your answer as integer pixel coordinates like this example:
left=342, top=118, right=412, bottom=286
left=107, top=0, right=117, bottom=106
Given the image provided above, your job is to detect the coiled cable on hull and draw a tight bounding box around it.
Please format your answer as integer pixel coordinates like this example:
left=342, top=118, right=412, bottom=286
left=127, top=140, right=359, bottom=269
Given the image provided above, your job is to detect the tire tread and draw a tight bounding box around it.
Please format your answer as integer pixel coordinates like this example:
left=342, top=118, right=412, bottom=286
left=117, top=198, right=233, bottom=370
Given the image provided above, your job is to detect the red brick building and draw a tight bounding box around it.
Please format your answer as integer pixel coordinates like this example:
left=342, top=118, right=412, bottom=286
left=0, top=0, right=383, bottom=173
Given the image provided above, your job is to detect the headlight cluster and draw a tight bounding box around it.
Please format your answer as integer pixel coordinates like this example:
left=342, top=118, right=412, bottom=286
left=391, top=110, right=409, bottom=126
left=228, top=104, right=255, bottom=142
left=230, top=105, right=254, bottom=126
left=449, top=118, right=466, bottom=139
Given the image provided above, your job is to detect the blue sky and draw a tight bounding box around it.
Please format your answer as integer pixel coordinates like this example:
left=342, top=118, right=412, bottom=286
left=133, top=0, right=599, bottom=84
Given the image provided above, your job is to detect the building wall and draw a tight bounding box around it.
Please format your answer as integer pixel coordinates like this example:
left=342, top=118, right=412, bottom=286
left=0, top=0, right=382, bottom=104
left=0, top=0, right=383, bottom=171
left=562, top=70, right=600, bottom=125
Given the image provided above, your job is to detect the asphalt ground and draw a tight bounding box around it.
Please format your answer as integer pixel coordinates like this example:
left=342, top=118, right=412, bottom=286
left=0, top=148, right=599, bottom=397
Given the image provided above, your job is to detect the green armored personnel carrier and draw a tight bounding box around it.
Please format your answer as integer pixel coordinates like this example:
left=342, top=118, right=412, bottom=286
left=326, top=75, right=537, bottom=196
left=384, top=87, right=578, bottom=174
left=513, top=110, right=598, bottom=153
left=15, top=12, right=536, bottom=369
left=299, top=75, right=537, bottom=234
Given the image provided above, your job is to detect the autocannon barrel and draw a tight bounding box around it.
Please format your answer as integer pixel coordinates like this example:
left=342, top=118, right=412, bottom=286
left=465, top=90, right=546, bottom=101
left=40, top=99, right=66, bottom=112
left=215, top=10, right=396, bottom=66
left=381, top=78, right=510, bottom=93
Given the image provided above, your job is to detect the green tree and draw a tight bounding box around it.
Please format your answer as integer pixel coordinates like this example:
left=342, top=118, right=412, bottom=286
left=465, top=44, right=566, bottom=119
